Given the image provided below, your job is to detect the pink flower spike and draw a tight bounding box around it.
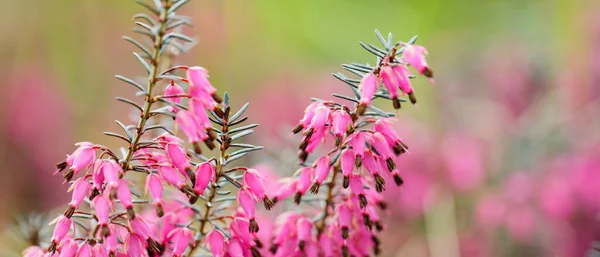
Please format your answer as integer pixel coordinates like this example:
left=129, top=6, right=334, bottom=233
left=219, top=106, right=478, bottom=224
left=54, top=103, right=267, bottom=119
left=58, top=239, right=78, bottom=257
left=206, top=230, right=226, bottom=257
left=77, top=244, right=92, bottom=257
left=194, top=162, right=214, bottom=195
left=117, top=180, right=135, bottom=219
left=50, top=215, right=71, bottom=244
left=402, top=44, right=433, bottom=79
left=187, top=66, right=217, bottom=95
left=358, top=72, right=379, bottom=106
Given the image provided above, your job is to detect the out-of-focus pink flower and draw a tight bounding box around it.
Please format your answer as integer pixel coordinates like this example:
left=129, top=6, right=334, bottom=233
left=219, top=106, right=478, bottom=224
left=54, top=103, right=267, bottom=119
left=206, top=229, right=226, bottom=257
left=77, top=244, right=92, bottom=257
left=358, top=73, right=379, bottom=106
left=441, top=134, right=485, bottom=191
left=538, top=173, right=574, bottom=219
left=59, top=239, right=78, bottom=257
left=505, top=206, right=536, bottom=242
left=475, top=193, right=507, bottom=230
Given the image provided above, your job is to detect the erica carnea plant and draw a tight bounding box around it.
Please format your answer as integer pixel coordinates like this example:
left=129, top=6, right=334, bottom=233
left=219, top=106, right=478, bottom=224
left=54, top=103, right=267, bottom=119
left=22, top=1, right=433, bottom=257
left=264, top=32, right=433, bottom=256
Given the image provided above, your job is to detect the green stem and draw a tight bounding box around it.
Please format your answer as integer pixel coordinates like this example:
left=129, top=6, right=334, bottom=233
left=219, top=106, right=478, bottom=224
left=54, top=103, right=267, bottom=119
left=121, top=1, right=172, bottom=171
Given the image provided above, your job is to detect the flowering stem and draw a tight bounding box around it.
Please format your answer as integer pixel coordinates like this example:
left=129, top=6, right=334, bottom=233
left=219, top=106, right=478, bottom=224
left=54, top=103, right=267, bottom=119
left=189, top=109, right=231, bottom=255
left=121, top=0, right=172, bottom=172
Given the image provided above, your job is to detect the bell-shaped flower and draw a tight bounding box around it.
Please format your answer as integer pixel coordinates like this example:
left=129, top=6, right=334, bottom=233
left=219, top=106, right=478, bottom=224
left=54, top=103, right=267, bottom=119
left=402, top=44, right=433, bottom=79
left=358, top=73, right=379, bottom=106
left=194, top=162, right=213, bottom=195
left=206, top=229, right=226, bottom=257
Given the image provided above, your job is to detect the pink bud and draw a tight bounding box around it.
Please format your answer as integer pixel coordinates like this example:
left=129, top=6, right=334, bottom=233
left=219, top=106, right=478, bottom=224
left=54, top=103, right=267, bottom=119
left=92, top=160, right=105, bottom=190
left=243, top=169, right=267, bottom=199
left=373, top=118, right=400, bottom=143
left=168, top=227, right=194, bottom=256
left=158, top=164, right=186, bottom=188
left=194, top=162, right=214, bottom=194
left=238, top=189, right=255, bottom=218
left=117, top=180, right=133, bottom=209
left=331, top=110, right=351, bottom=138
left=130, top=217, right=152, bottom=240
left=59, top=239, right=78, bottom=257
left=77, top=244, right=92, bottom=257
left=206, top=230, right=226, bottom=257
left=340, top=149, right=355, bottom=176
left=102, top=160, right=122, bottom=189
left=230, top=218, right=251, bottom=244
left=145, top=173, right=163, bottom=204
left=165, top=143, right=191, bottom=176
left=93, top=196, right=111, bottom=225
left=402, top=44, right=431, bottom=77
left=297, top=217, right=313, bottom=241
left=68, top=178, right=90, bottom=208
left=358, top=73, right=379, bottom=105
left=164, top=81, right=185, bottom=104
left=299, top=102, right=323, bottom=128
left=187, top=66, right=217, bottom=95
left=370, top=133, right=393, bottom=159
left=274, top=180, right=297, bottom=200
left=348, top=176, right=364, bottom=194
left=51, top=216, right=71, bottom=243
left=296, top=167, right=314, bottom=194
left=313, top=156, right=331, bottom=184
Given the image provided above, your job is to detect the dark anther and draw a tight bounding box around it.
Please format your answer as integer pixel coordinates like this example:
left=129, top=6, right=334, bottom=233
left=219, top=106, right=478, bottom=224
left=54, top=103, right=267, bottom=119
left=63, top=170, right=74, bottom=182
left=155, top=203, right=165, bottom=217
left=408, top=92, right=417, bottom=105
left=185, top=168, right=196, bottom=186
left=249, top=218, right=260, bottom=233
left=299, top=151, right=308, bottom=163
left=363, top=213, right=372, bottom=230
left=254, top=239, right=263, bottom=249
left=423, top=67, right=434, bottom=78
left=251, top=246, right=262, bottom=257
left=99, top=224, right=110, bottom=238
left=309, top=182, right=321, bottom=194
left=374, top=174, right=386, bottom=192
left=126, top=206, right=136, bottom=220
left=193, top=143, right=202, bottom=154
left=204, top=138, right=216, bottom=151
left=292, top=124, right=304, bottom=134
left=392, top=98, right=401, bottom=109
left=64, top=206, right=75, bottom=218
left=294, top=192, right=303, bottom=205
left=342, top=245, right=350, bottom=257
left=56, top=161, right=67, bottom=172
left=343, top=175, right=350, bottom=189
left=377, top=201, right=388, bottom=210
left=212, top=93, right=223, bottom=103
left=354, top=155, right=362, bottom=168
left=393, top=174, right=404, bottom=187
left=341, top=226, right=349, bottom=239
left=359, top=194, right=368, bottom=209
left=269, top=244, right=279, bottom=254
left=298, top=240, right=306, bottom=251
left=263, top=197, right=274, bottom=211
left=385, top=158, right=396, bottom=171
left=375, top=221, right=384, bottom=231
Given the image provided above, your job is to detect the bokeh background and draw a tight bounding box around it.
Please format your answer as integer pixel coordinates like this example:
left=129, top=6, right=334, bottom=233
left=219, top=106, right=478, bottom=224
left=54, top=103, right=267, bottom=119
left=1, top=0, right=600, bottom=256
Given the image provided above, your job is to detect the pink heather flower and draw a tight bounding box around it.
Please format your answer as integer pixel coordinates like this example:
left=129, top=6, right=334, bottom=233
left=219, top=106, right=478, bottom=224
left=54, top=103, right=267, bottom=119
left=91, top=160, right=105, bottom=191
left=126, top=234, right=146, bottom=257
left=358, top=73, right=379, bottom=106
left=441, top=134, right=484, bottom=191
left=243, top=169, right=268, bottom=201
left=347, top=132, right=367, bottom=159
left=294, top=102, right=323, bottom=133
left=93, top=195, right=111, bottom=227
left=371, top=133, right=393, bottom=160
left=77, top=244, right=92, bottom=257
left=394, top=65, right=414, bottom=95
left=104, top=227, right=118, bottom=253
left=340, top=149, right=355, bottom=182
left=336, top=204, right=352, bottom=238
left=158, top=164, right=187, bottom=189
left=188, top=97, right=212, bottom=129
left=165, top=81, right=185, bottom=112
left=331, top=109, right=352, bottom=140
left=156, top=132, right=184, bottom=145
left=402, top=44, right=432, bottom=78
left=238, top=189, right=256, bottom=219
left=194, top=162, right=214, bottom=195
left=230, top=218, right=252, bottom=245
left=176, top=110, right=202, bottom=143
left=187, top=66, right=217, bottom=95
left=297, top=217, right=313, bottom=247
left=227, top=238, right=245, bottom=257
left=68, top=144, right=96, bottom=174
left=164, top=142, right=193, bottom=179
left=309, top=106, right=331, bottom=131
left=22, top=246, right=45, bottom=257
left=206, top=229, right=226, bottom=257
left=68, top=177, right=90, bottom=209
left=92, top=244, right=108, bottom=257
left=505, top=206, right=536, bottom=242
left=129, top=217, right=152, bottom=240
left=101, top=160, right=122, bottom=189
left=59, top=239, right=78, bottom=257
left=168, top=227, right=194, bottom=256
left=117, top=180, right=134, bottom=218
left=145, top=173, right=163, bottom=205
left=311, top=155, right=331, bottom=193
left=63, top=142, right=94, bottom=167
left=475, top=193, right=507, bottom=230
left=296, top=167, right=314, bottom=194
left=380, top=65, right=400, bottom=99
left=51, top=215, right=71, bottom=244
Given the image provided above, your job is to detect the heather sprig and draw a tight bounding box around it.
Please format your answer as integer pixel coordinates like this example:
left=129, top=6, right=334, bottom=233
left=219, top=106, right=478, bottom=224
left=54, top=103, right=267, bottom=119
left=268, top=30, right=434, bottom=256
left=31, top=1, right=271, bottom=256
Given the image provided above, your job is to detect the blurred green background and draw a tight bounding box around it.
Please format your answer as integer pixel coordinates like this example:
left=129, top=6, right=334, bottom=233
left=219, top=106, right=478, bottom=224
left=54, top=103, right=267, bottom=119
left=1, top=0, right=600, bottom=256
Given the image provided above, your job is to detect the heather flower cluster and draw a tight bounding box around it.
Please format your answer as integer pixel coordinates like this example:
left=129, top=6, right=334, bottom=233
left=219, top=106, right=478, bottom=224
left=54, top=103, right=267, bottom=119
left=266, top=32, right=433, bottom=256
left=23, top=1, right=434, bottom=257
left=24, top=1, right=272, bottom=256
